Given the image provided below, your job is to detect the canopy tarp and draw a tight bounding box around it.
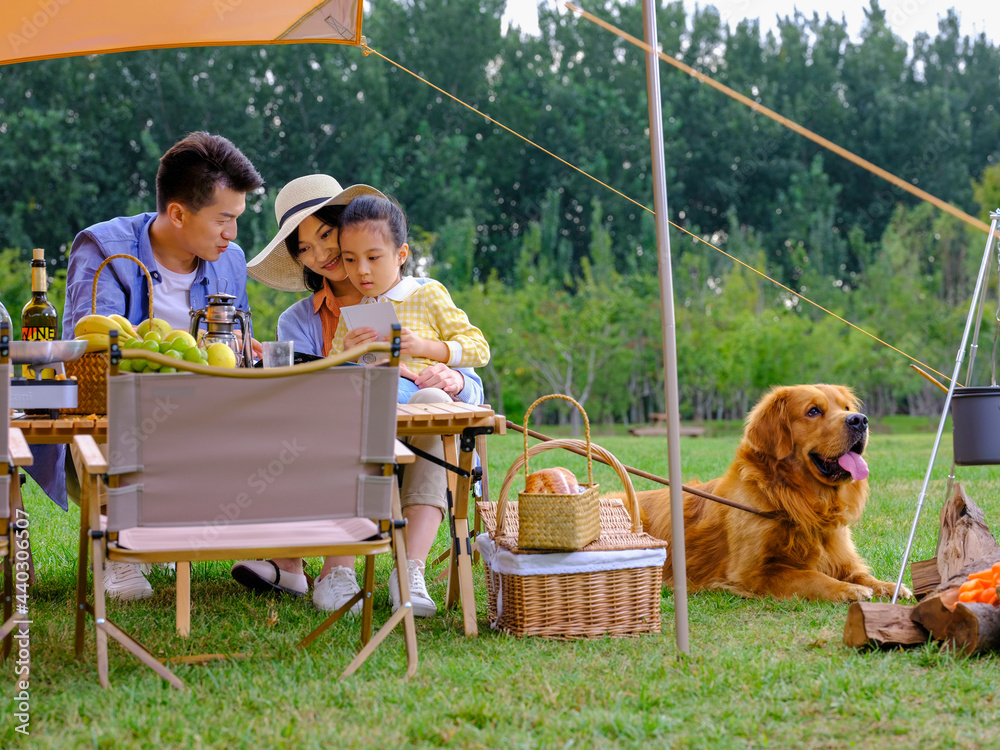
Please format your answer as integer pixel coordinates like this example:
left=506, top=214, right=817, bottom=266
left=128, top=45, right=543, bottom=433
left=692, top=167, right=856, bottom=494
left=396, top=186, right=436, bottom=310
left=2, top=0, right=361, bottom=66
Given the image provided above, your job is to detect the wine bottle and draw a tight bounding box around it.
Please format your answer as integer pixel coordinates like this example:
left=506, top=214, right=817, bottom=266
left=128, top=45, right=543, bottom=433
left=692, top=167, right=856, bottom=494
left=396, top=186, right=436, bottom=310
left=0, top=290, right=11, bottom=334
left=21, top=247, right=58, bottom=380
left=21, top=248, right=58, bottom=342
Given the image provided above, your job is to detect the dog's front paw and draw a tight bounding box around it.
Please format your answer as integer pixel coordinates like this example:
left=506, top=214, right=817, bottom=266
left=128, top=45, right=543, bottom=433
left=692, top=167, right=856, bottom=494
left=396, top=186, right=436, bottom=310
left=841, top=583, right=874, bottom=602
left=878, top=582, right=912, bottom=600
left=862, top=578, right=910, bottom=600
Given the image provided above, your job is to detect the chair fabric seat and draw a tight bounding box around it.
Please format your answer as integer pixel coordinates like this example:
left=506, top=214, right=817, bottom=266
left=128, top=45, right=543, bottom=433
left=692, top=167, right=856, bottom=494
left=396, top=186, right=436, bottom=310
left=112, top=517, right=381, bottom=558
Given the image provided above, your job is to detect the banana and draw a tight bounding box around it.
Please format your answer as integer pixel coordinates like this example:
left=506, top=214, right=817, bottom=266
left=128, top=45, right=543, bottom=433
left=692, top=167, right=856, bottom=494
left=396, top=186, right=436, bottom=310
left=74, top=314, right=124, bottom=338
left=108, top=314, right=138, bottom=338
left=75, top=332, right=111, bottom=352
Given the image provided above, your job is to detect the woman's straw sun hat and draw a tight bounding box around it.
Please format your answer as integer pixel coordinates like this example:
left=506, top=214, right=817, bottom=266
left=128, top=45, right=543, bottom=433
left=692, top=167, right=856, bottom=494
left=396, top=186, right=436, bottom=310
left=248, top=174, right=385, bottom=292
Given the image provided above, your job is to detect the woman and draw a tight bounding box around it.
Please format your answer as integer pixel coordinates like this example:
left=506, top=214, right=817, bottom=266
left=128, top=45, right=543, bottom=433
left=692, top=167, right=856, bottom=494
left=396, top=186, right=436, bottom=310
left=236, top=174, right=484, bottom=618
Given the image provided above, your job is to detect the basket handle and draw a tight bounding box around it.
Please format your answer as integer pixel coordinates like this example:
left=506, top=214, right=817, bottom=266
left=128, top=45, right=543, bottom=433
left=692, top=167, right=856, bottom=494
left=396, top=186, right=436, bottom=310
left=92, top=254, right=154, bottom=320
left=494, top=438, right=642, bottom=539
left=522, top=394, right=593, bottom=487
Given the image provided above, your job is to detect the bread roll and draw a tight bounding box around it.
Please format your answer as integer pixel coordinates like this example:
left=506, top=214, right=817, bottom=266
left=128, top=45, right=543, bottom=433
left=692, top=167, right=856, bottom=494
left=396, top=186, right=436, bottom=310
left=525, top=467, right=583, bottom=494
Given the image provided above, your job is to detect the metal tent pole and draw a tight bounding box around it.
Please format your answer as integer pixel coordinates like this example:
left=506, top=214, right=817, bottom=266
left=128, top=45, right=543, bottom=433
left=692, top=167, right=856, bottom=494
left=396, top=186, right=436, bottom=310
left=892, top=210, right=1000, bottom=602
left=642, top=0, right=689, bottom=652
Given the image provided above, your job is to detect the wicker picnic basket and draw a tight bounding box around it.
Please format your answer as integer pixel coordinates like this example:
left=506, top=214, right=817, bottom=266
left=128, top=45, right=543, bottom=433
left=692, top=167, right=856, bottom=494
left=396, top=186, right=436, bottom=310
left=515, top=394, right=601, bottom=550
left=477, top=438, right=668, bottom=638
left=64, top=254, right=154, bottom=415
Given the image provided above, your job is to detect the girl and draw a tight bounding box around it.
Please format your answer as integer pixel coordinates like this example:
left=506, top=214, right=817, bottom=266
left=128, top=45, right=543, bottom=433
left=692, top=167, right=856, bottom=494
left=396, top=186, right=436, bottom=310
left=331, top=194, right=491, bottom=403
left=239, top=174, right=485, bottom=617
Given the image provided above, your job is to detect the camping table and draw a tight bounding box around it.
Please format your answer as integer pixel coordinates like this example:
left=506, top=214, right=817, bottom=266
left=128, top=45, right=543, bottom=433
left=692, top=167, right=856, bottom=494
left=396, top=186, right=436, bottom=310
left=14, top=404, right=504, bottom=637
left=395, top=401, right=505, bottom=636
left=11, top=415, right=109, bottom=604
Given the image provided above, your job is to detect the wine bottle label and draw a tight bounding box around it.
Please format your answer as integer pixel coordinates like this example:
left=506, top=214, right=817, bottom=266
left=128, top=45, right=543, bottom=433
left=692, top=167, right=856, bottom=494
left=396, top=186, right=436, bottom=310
left=22, top=326, right=56, bottom=341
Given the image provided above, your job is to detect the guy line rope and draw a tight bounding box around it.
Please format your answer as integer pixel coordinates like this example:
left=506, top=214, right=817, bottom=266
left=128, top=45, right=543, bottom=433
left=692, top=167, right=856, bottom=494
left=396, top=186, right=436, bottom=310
left=361, top=3, right=987, bottom=388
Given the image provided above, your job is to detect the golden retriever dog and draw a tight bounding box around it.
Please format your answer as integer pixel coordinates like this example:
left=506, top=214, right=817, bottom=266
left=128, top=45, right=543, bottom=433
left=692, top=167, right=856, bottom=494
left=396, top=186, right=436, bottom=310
left=637, top=384, right=909, bottom=602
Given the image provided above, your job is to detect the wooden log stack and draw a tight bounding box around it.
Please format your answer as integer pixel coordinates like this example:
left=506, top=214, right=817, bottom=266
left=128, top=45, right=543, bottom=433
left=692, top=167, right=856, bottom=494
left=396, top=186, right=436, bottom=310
left=843, top=482, right=1000, bottom=654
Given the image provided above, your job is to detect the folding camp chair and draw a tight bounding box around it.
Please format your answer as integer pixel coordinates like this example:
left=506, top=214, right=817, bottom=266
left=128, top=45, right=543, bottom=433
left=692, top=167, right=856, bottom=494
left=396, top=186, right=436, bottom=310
left=0, top=327, right=34, bottom=662
left=74, top=339, right=418, bottom=689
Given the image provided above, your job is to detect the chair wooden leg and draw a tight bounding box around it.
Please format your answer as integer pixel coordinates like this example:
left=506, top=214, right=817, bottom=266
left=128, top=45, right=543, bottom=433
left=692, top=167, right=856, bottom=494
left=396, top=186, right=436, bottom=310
left=2, top=547, right=13, bottom=660
left=98, top=618, right=184, bottom=689
left=8, top=480, right=33, bottom=588
left=74, top=473, right=92, bottom=658
left=176, top=562, right=191, bottom=637
left=0, top=609, right=27, bottom=642
left=343, top=527, right=418, bottom=678
left=341, top=605, right=416, bottom=678
left=297, top=595, right=357, bottom=650
left=394, top=521, right=419, bottom=678
left=91, top=539, right=110, bottom=689
left=361, top=555, right=375, bottom=646
left=89, top=550, right=184, bottom=689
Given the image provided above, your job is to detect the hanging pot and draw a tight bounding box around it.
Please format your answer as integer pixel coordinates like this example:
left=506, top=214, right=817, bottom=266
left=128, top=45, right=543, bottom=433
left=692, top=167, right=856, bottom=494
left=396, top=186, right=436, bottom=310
left=952, top=386, right=1000, bottom=465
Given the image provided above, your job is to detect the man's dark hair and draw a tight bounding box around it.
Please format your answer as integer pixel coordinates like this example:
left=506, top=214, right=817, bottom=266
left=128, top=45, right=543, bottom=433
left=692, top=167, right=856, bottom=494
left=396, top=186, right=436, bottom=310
left=287, top=204, right=346, bottom=292
left=155, top=131, right=263, bottom=213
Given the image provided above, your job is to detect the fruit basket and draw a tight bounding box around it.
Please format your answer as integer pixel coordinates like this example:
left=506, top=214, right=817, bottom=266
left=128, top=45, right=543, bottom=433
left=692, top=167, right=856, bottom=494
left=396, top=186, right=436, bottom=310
left=64, top=254, right=153, bottom=415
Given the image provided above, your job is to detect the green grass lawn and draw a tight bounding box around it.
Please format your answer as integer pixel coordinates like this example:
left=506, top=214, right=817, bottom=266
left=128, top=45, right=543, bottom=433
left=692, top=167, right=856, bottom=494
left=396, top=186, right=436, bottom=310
left=5, top=418, right=1000, bottom=748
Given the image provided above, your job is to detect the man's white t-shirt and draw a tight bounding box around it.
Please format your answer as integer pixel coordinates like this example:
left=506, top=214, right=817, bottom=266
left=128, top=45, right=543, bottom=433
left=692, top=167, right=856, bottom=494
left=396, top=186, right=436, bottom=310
left=153, top=265, right=198, bottom=330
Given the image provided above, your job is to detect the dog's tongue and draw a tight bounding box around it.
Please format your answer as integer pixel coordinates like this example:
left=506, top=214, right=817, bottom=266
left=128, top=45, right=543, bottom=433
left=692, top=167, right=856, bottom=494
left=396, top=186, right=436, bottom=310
left=838, top=452, right=869, bottom=481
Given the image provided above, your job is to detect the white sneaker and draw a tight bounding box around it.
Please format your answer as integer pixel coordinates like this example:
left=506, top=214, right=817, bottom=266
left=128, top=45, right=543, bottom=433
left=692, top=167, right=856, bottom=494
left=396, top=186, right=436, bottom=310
left=388, top=559, right=437, bottom=618
left=139, top=562, right=176, bottom=575
left=313, top=566, right=363, bottom=615
left=104, top=561, right=153, bottom=601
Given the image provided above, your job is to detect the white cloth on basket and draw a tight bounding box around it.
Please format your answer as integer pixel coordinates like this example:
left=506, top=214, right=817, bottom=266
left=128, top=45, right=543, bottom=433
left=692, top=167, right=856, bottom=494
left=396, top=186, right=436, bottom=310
left=476, top=534, right=667, bottom=628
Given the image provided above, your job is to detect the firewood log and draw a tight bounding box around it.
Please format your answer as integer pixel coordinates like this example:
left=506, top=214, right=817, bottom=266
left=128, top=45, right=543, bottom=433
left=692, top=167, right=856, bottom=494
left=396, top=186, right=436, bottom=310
left=911, top=588, right=1000, bottom=654
left=913, top=590, right=1000, bottom=656
left=911, top=589, right=961, bottom=638
left=843, top=602, right=928, bottom=649
left=910, top=557, right=941, bottom=599
left=936, top=482, right=999, bottom=585
left=945, top=603, right=1000, bottom=655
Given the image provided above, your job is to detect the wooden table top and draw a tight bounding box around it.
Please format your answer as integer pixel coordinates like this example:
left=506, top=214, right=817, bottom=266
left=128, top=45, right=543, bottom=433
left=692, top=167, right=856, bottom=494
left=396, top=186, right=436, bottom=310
left=12, top=402, right=506, bottom=443
left=11, top=415, right=107, bottom=443
left=395, top=402, right=505, bottom=436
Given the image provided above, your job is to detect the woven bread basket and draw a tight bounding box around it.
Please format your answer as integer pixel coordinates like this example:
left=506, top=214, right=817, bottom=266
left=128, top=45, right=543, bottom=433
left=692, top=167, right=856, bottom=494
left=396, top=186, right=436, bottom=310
left=64, top=254, right=153, bottom=415
left=513, top=394, right=601, bottom=550
left=479, top=438, right=667, bottom=638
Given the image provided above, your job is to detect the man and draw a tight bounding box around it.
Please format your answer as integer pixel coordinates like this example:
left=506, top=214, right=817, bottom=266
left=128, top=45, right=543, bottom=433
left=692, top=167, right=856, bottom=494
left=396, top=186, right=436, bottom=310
left=31, top=131, right=264, bottom=600
left=63, top=131, right=263, bottom=332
